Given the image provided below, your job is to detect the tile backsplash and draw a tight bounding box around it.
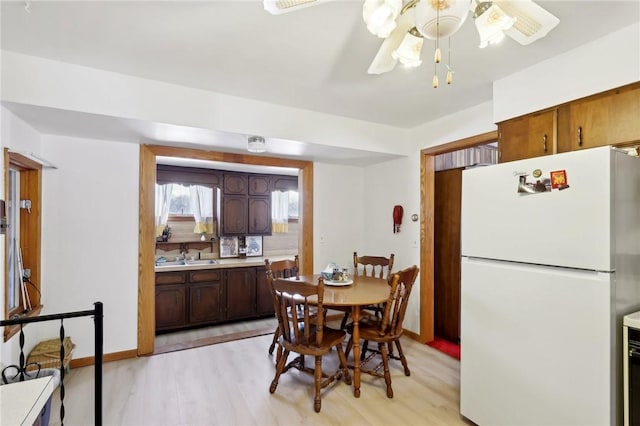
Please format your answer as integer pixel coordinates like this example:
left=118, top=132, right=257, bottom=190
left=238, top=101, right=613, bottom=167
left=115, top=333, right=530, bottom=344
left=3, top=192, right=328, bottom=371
left=156, top=219, right=298, bottom=260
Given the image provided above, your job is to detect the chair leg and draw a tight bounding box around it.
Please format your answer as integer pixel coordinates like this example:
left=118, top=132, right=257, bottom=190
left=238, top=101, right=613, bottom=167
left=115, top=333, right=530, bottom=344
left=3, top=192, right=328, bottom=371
left=335, top=343, right=352, bottom=385
left=268, top=325, right=280, bottom=355
left=361, top=340, right=369, bottom=361
left=379, top=342, right=393, bottom=399
left=394, top=339, right=410, bottom=376
left=314, top=356, right=322, bottom=413
left=339, top=312, right=350, bottom=330
left=270, top=346, right=288, bottom=394
left=344, top=335, right=354, bottom=360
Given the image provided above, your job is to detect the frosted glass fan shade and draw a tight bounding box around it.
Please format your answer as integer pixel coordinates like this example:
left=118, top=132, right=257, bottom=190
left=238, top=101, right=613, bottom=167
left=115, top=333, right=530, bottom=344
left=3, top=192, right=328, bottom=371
left=475, top=4, right=516, bottom=48
left=414, top=0, right=470, bottom=40
left=362, top=0, right=402, bottom=38
left=392, top=30, right=424, bottom=67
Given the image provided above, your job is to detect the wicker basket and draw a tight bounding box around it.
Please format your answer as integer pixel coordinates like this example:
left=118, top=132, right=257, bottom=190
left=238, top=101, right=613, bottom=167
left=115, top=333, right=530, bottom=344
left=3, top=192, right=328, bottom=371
left=26, top=337, right=75, bottom=372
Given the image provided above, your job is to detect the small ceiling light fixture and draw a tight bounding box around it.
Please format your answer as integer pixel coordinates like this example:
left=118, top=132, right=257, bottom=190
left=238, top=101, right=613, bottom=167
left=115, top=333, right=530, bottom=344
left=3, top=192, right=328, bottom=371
left=474, top=1, right=517, bottom=48
left=247, top=135, right=267, bottom=153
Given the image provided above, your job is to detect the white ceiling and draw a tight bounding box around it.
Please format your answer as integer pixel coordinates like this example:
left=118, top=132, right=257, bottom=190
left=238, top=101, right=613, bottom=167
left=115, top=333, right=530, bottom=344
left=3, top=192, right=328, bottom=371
left=1, top=0, right=639, bottom=165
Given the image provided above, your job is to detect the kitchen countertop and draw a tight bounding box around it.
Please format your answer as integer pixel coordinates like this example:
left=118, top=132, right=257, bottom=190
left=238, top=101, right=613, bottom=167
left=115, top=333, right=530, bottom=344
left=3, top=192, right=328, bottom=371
left=154, top=254, right=297, bottom=272
left=624, top=310, right=640, bottom=329
left=0, top=376, right=54, bottom=426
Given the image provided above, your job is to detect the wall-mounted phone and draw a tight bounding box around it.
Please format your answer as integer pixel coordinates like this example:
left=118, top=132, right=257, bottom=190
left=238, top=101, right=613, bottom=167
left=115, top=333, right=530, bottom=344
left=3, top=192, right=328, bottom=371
left=0, top=200, right=6, bottom=234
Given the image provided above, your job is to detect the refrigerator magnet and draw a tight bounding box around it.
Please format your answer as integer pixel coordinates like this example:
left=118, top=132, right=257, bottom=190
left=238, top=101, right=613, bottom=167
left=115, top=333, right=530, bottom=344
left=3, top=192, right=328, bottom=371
left=550, top=170, right=568, bottom=189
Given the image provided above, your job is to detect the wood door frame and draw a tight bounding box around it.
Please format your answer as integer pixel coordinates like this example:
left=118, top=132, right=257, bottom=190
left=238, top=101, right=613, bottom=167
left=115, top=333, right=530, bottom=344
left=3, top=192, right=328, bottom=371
left=138, top=145, right=314, bottom=356
left=419, top=130, right=497, bottom=342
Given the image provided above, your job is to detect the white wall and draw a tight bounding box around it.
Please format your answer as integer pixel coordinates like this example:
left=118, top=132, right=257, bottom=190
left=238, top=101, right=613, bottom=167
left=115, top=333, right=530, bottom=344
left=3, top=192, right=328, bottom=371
left=38, top=135, right=139, bottom=358
left=313, top=162, right=365, bottom=270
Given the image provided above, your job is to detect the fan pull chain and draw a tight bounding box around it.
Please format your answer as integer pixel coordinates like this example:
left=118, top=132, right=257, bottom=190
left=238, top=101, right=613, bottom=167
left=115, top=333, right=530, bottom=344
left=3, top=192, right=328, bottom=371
left=447, top=37, right=453, bottom=85
left=433, top=1, right=440, bottom=88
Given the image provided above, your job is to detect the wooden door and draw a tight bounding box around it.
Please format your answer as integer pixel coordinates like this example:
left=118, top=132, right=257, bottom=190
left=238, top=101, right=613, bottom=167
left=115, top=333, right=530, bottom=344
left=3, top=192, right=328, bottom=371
left=434, top=168, right=462, bottom=342
left=225, top=268, right=257, bottom=320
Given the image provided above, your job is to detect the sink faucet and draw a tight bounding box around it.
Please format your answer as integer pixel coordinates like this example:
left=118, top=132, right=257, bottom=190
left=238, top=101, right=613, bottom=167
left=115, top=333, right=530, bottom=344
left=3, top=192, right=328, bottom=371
left=181, top=250, right=187, bottom=261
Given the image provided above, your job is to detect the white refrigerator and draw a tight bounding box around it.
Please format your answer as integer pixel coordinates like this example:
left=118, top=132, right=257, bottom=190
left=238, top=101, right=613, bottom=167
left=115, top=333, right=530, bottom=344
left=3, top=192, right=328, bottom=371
left=460, top=146, right=640, bottom=426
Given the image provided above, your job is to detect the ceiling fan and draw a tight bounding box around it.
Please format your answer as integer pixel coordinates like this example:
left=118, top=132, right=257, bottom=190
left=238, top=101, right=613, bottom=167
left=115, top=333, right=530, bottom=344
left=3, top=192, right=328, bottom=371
left=263, top=0, right=559, bottom=79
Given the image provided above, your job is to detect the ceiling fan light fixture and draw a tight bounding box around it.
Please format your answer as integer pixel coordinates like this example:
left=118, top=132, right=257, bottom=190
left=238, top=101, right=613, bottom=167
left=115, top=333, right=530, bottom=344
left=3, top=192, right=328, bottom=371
left=414, top=0, right=471, bottom=40
left=363, top=0, right=402, bottom=38
left=474, top=3, right=516, bottom=48
left=391, top=27, right=424, bottom=68
left=247, top=135, right=267, bottom=153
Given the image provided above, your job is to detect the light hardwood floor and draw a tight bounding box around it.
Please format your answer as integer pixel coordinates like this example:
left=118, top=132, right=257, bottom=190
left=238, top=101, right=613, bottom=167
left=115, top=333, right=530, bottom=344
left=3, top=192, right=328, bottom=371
left=49, top=331, right=471, bottom=426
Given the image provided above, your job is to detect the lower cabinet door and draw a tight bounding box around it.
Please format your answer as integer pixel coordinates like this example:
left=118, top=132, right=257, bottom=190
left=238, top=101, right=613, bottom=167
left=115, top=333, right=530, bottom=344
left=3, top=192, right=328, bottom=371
left=155, top=285, right=187, bottom=331
left=226, top=268, right=256, bottom=320
left=255, top=267, right=274, bottom=316
left=189, top=282, right=223, bottom=324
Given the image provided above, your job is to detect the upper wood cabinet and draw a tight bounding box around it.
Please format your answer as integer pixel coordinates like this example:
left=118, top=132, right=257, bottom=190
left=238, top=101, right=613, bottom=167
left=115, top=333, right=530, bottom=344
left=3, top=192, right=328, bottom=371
left=248, top=175, right=270, bottom=196
left=221, top=195, right=248, bottom=235
left=248, top=197, right=272, bottom=234
left=498, top=82, right=640, bottom=161
left=557, top=83, right=640, bottom=152
left=272, top=176, right=298, bottom=192
left=223, top=173, right=248, bottom=195
left=498, top=109, right=556, bottom=163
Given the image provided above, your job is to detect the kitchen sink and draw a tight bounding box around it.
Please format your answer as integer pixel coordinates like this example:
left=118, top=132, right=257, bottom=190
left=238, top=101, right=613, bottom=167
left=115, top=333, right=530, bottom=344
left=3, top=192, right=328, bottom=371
left=155, top=259, right=218, bottom=267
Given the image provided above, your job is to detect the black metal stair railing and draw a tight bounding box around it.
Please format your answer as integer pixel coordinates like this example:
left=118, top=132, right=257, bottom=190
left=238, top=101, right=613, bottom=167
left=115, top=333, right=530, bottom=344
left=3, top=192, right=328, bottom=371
left=0, top=301, right=103, bottom=426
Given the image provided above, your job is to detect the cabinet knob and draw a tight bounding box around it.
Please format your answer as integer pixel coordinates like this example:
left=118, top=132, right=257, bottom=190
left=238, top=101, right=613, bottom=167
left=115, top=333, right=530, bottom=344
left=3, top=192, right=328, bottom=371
left=543, top=134, right=547, bottom=153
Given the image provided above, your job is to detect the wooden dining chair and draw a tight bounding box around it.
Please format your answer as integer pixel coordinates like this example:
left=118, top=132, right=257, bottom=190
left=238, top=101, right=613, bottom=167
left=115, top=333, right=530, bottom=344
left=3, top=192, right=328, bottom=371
left=344, top=265, right=419, bottom=398
left=264, top=256, right=299, bottom=355
left=268, top=275, right=351, bottom=413
left=338, top=252, right=395, bottom=330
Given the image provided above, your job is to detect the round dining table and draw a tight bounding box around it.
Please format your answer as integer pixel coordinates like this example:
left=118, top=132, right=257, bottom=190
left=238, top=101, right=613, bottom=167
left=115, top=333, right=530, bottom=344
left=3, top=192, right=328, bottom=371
left=295, top=274, right=390, bottom=398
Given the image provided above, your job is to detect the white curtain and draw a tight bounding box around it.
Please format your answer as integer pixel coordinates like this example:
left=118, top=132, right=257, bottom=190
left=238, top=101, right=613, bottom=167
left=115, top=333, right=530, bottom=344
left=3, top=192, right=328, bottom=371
left=155, top=183, right=175, bottom=237
left=189, top=185, right=214, bottom=235
left=271, top=190, right=289, bottom=233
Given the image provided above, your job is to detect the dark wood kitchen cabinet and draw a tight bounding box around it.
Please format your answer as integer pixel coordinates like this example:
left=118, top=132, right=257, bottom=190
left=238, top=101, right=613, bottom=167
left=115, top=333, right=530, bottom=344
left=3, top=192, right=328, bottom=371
left=155, top=271, right=188, bottom=332
left=248, top=175, right=270, bottom=195
left=255, top=266, right=274, bottom=316
left=156, top=266, right=271, bottom=333
left=156, top=285, right=187, bottom=331
left=188, top=270, right=223, bottom=324
left=222, top=195, right=248, bottom=235
left=222, top=172, right=272, bottom=236
left=225, top=268, right=257, bottom=320
left=248, top=197, right=271, bottom=234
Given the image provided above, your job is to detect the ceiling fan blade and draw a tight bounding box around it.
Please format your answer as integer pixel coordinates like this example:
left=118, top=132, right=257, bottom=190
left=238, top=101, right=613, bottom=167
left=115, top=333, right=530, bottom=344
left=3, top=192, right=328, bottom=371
left=495, top=0, right=560, bottom=45
left=367, top=11, right=413, bottom=75
left=263, top=0, right=330, bottom=15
